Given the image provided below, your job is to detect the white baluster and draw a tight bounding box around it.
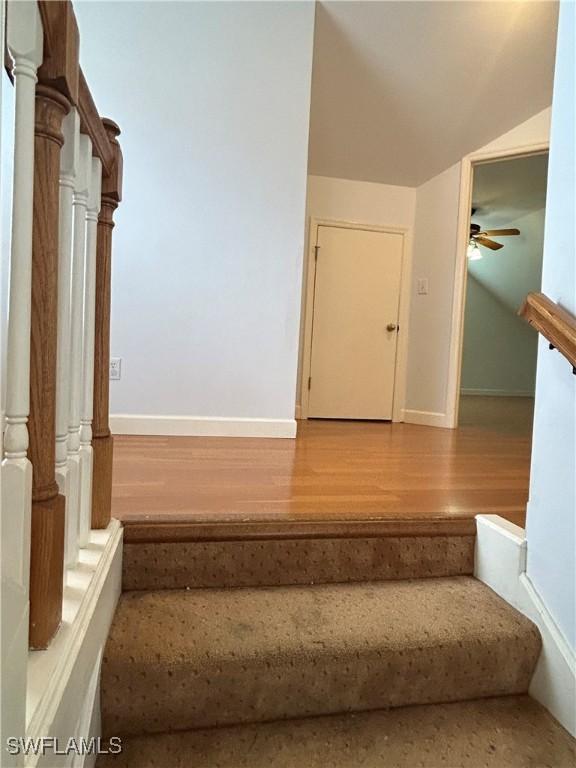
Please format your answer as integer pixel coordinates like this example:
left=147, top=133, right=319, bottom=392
left=1, top=2, right=43, bottom=763
left=79, top=156, right=102, bottom=546
left=67, top=134, right=92, bottom=563
left=56, top=109, right=81, bottom=567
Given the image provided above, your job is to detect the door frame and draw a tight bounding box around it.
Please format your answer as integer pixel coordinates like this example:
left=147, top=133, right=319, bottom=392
left=299, top=217, right=413, bottom=422
left=445, top=141, right=550, bottom=429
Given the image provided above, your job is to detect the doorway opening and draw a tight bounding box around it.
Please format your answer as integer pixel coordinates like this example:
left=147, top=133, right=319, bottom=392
left=458, top=152, right=549, bottom=434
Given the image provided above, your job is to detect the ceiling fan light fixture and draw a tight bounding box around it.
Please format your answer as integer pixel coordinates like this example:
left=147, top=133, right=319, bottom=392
left=467, top=241, right=482, bottom=261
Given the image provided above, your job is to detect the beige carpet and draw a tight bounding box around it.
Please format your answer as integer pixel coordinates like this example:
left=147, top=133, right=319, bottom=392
left=97, top=695, right=575, bottom=768
left=122, top=535, right=475, bottom=590
left=101, top=577, right=540, bottom=737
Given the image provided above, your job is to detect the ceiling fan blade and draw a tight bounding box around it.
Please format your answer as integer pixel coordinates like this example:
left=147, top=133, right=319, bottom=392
left=475, top=236, right=504, bottom=250
left=482, top=228, right=520, bottom=236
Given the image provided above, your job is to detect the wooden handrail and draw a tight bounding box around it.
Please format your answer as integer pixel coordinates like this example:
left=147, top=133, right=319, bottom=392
left=519, top=292, right=576, bottom=371
left=37, top=0, right=79, bottom=104
left=77, top=69, right=114, bottom=175
left=36, top=1, right=113, bottom=175
left=2, top=0, right=122, bottom=648
left=92, top=118, right=122, bottom=529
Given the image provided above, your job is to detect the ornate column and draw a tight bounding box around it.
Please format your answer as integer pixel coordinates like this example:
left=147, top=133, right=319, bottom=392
left=79, top=156, right=102, bottom=544
left=92, top=119, right=122, bottom=529
left=67, top=135, right=91, bottom=550
left=2, top=0, right=43, bottom=750
left=28, top=84, right=70, bottom=649
left=55, top=108, right=80, bottom=567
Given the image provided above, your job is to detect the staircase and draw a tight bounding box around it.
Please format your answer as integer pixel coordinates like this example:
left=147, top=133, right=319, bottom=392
left=98, top=523, right=575, bottom=767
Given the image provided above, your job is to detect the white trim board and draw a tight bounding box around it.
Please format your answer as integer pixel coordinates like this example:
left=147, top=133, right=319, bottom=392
left=26, top=520, right=123, bottom=767
left=110, top=414, right=297, bottom=439
left=402, top=409, right=451, bottom=429
left=445, top=142, right=549, bottom=429
left=460, top=389, right=535, bottom=398
left=474, top=514, right=576, bottom=737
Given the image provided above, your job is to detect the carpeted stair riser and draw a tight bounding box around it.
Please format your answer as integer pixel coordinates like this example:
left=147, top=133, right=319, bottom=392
left=101, top=577, right=541, bottom=737
left=122, top=535, right=475, bottom=590
left=97, top=695, right=576, bottom=768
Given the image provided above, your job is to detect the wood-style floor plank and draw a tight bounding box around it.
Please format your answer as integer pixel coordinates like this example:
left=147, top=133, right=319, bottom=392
left=112, top=397, right=532, bottom=527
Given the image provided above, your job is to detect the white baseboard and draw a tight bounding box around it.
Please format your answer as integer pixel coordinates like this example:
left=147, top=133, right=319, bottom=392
left=402, top=409, right=451, bottom=428
left=110, top=414, right=297, bottom=439
left=461, top=389, right=535, bottom=397
left=475, top=514, right=576, bottom=737
left=26, top=520, right=123, bottom=767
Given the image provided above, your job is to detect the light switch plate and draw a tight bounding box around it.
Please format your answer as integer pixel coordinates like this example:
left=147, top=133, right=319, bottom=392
left=417, top=278, right=429, bottom=295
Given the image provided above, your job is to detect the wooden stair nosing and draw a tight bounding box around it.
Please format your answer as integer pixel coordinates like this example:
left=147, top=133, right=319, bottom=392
left=120, top=516, right=477, bottom=543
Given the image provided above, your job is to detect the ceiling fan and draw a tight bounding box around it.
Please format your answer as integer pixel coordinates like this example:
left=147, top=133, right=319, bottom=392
left=467, top=209, right=520, bottom=260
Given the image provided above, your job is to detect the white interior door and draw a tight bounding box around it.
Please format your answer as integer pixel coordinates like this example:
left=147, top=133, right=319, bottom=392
left=308, top=225, right=403, bottom=420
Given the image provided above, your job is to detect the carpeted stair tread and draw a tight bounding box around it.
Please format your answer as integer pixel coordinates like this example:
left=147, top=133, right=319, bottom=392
left=102, top=577, right=541, bottom=737
left=97, top=695, right=575, bottom=768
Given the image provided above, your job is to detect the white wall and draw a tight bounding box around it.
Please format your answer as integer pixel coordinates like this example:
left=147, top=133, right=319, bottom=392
left=405, top=108, right=551, bottom=422
left=296, top=175, right=416, bottom=410
left=461, top=208, right=545, bottom=396
left=405, top=163, right=460, bottom=420
left=526, top=0, right=575, bottom=651
left=305, top=175, right=416, bottom=228
left=74, top=2, right=315, bottom=436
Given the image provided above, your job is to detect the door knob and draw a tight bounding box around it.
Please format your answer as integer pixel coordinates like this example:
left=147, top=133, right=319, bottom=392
left=386, top=323, right=398, bottom=332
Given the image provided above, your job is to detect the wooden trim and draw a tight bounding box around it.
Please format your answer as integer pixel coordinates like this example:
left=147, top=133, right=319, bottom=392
left=445, top=142, right=549, bottom=429
left=520, top=292, right=576, bottom=369
left=109, top=414, right=297, bottom=438
left=37, top=1, right=57, bottom=56
left=122, top=517, right=477, bottom=543
left=29, top=84, right=70, bottom=649
left=27, top=520, right=123, bottom=744
left=92, top=119, right=122, bottom=529
left=403, top=409, right=451, bottom=428
left=29, top=0, right=120, bottom=643
left=37, top=1, right=79, bottom=104
left=475, top=514, right=576, bottom=737
left=77, top=70, right=113, bottom=175
left=37, top=2, right=113, bottom=174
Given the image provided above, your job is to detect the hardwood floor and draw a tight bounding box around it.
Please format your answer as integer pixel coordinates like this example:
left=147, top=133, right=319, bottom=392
left=113, top=398, right=532, bottom=528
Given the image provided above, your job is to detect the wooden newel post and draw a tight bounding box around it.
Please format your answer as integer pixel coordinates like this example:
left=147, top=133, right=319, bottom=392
left=92, top=118, right=122, bottom=529
left=28, top=85, right=71, bottom=649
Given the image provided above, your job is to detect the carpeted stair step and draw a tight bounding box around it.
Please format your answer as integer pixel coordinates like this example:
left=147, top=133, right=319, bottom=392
left=101, top=576, right=541, bottom=737
left=121, top=520, right=476, bottom=590
left=97, top=695, right=575, bottom=768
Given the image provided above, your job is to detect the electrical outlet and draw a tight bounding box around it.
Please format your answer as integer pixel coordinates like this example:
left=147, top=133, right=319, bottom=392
left=109, top=357, right=122, bottom=380
left=417, top=278, right=429, bottom=295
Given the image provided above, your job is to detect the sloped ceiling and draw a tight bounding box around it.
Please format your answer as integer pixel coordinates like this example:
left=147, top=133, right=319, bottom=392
left=309, top=1, right=558, bottom=187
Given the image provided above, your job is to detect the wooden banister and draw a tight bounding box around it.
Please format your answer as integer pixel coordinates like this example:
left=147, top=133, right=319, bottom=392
left=37, top=2, right=113, bottom=174
left=77, top=69, right=114, bottom=175
left=11, top=0, right=122, bottom=647
left=519, top=292, right=576, bottom=371
left=92, top=118, right=122, bottom=529
left=37, top=0, right=79, bottom=104
left=28, top=83, right=71, bottom=649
